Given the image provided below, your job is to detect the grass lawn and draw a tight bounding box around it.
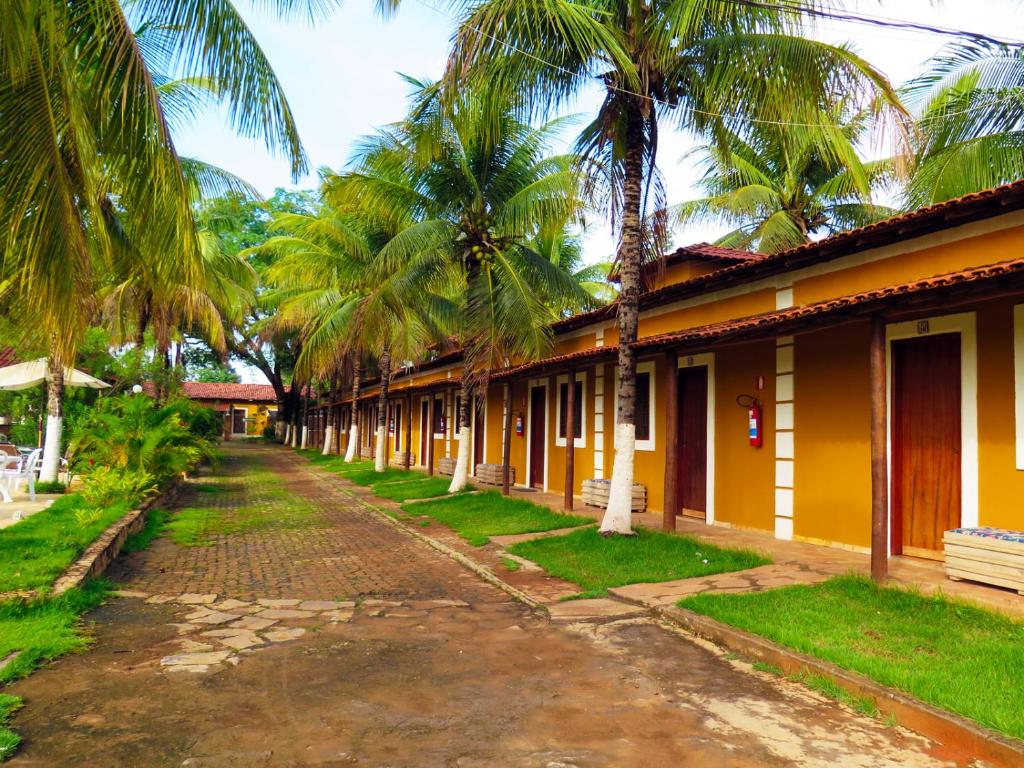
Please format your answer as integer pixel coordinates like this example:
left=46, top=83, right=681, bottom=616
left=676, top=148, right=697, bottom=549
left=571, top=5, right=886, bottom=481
left=680, top=575, right=1024, bottom=740
left=402, top=491, right=592, bottom=546
left=371, top=476, right=468, bottom=502
left=0, top=495, right=134, bottom=594
left=508, top=527, right=769, bottom=598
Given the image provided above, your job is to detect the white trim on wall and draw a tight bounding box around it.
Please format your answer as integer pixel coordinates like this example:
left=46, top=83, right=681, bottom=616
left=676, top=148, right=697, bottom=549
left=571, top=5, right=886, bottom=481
left=555, top=371, right=588, bottom=448
left=886, top=312, right=979, bottom=541
left=614, top=360, right=657, bottom=452
left=1015, top=305, right=1024, bottom=470
left=525, top=378, right=550, bottom=491
left=677, top=352, right=717, bottom=525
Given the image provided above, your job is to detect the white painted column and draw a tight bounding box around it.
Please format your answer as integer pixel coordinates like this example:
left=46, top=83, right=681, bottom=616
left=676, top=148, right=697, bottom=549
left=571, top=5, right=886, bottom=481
left=593, top=365, right=605, bottom=479
left=774, top=336, right=795, bottom=540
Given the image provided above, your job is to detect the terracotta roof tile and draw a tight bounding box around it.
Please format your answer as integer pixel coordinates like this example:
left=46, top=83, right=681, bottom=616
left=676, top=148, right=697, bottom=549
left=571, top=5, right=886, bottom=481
left=182, top=382, right=279, bottom=402
left=0, top=349, right=17, bottom=368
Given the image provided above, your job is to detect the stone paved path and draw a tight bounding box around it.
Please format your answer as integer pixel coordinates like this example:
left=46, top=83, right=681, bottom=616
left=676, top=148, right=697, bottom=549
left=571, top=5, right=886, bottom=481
left=7, top=444, right=976, bottom=767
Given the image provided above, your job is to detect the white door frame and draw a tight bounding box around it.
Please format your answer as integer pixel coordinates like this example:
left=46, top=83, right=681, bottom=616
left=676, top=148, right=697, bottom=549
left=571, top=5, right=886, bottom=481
left=676, top=352, right=717, bottom=525
left=526, top=379, right=550, bottom=491
left=886, top=312, right=978, bottom=552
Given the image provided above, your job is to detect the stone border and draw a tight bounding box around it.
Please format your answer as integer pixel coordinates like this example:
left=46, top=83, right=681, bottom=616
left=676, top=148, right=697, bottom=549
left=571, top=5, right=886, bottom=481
left=50, top=480, right=184, bottom=596
left=659, top=604, right=1024, bottom=768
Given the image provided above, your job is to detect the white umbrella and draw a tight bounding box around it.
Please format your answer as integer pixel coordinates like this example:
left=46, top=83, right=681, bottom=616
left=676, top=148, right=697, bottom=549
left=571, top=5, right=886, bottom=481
left=0, top=358, right=110, bottom=391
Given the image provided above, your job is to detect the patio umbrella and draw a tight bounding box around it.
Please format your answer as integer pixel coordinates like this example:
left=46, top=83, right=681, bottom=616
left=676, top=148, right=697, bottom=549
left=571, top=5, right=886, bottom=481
left=0, top=358, right=110, bottom=391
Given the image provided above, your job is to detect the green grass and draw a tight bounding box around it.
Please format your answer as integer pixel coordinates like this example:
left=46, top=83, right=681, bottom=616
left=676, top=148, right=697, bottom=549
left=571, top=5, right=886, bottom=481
left=344, top=467, right=421, bottom=486
left=121, top=507, right=169, bottom=553
left=680, top=575, right=1024, bottom=740
left=0, top=494, right=134, bottom=594
left=508, top=527, right=769, bottom=598
left=372, top=477, right=469, bottom=502
left=0, top=580, right=110, bottom=761
left=751, top=660, right=783, bottom=676
left=0, top=694, right=22, bottom=760
left=500, top=556, right=521, bottom=572
left=402, top=491, right=592, bottom=546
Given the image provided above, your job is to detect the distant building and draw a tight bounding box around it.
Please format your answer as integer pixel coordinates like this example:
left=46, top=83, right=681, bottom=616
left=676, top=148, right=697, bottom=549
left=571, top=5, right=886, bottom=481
left=181, top=382, right=279, bottom=440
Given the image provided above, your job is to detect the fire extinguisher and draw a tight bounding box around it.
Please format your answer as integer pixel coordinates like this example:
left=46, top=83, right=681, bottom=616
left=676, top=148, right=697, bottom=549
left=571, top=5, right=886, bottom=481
left=737, top=394, right=763, bottom=448
left=515, top=414, right=524, bottom=436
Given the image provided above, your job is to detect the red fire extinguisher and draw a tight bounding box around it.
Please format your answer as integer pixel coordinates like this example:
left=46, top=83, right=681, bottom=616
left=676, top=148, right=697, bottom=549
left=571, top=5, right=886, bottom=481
left=515, top=414, right=524, bottom=436
left=738, top=394, right=763, bottom=448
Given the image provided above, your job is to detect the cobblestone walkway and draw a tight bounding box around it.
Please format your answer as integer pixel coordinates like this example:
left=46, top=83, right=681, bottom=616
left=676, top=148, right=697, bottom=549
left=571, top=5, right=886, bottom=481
left=7, top=444, right=971, bottom=767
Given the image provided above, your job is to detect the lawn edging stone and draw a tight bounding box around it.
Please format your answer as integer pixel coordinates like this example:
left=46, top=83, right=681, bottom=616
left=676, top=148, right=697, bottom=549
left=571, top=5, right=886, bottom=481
left=659, top=603, right=1024, bottom=768
left=50, top=478, right=185, bottom=597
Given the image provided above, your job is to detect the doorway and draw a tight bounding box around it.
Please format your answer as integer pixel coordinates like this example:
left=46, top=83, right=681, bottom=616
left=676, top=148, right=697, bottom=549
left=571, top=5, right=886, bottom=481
left=420, top=399, right=430, bottom=466
left=473, top=395, right=485, bottom=471
left=892, top=333, right=961, bottom=559
left=232, top=408, right=246, bottom=435
left=529, top=385, right=546, bottom=488
left=677, top=367, right=708, bottom=519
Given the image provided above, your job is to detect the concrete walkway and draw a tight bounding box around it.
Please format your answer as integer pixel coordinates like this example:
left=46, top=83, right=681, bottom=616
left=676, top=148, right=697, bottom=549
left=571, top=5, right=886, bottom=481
left=8, top=444, right=970, bottom=766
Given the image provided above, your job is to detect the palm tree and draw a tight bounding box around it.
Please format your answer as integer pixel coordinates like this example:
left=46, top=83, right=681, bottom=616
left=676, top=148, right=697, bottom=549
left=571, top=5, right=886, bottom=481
left=1, top=0, right=323, bottom=481
left=904, top=41, right=1024, bottom=208
left=328, top=80, right=593, bottom=490
left=671, top=111, right=896, bottom=254
left=447, top=0, right=906, bottom=531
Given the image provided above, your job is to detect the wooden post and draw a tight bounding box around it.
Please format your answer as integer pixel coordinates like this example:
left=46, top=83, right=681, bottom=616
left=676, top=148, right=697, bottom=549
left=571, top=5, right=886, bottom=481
left=502, top=383, right=513, bottom=496
left=870, top=315, right=889, bottom=584
left=404, top=394, right=413, bottom=469
left=663, top=350, right=679, bottom=532
left=564, top=369, right=576, bottom=511
left=427, top=390, right=435, bottom=476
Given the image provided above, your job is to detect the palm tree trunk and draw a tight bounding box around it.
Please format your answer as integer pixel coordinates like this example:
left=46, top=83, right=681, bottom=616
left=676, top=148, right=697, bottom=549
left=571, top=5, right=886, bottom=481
left=600, top=103, right=644, bottom=536
left=448, top=362, right=474, bottom=493
left=374, top=350, right=392, bottom=472
left=40, top=354, right=65, bottom=484
left=300, top=381, right=312, bottom=449
left=322, top=377, right=337, bottom=455
left=345, top=361, right=362, bottom=462
left=501, top=383, right=513, bottom=496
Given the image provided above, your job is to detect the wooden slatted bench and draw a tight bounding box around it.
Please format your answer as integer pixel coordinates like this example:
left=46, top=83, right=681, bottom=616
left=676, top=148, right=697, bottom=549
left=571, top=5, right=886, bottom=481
left=437, top=457, right=456, bottom=477
left=474, top=464, right=514, bottom=487
left=943, top=527, right=1024, bottom=595
left=581, top=478, right=647, bottom=513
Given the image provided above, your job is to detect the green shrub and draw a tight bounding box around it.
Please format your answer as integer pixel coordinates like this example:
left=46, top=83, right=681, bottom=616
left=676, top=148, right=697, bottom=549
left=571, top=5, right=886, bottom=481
left=78, top=467, right=157, bottom=508
left=32, top=481, right=66, bottom=494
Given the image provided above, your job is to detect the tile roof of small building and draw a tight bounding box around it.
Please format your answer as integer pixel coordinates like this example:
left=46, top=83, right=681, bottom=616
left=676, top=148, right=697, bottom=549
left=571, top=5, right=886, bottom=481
left=0, top=349, right=17, bottom=368
left=182, top=382, right=279, bottom=402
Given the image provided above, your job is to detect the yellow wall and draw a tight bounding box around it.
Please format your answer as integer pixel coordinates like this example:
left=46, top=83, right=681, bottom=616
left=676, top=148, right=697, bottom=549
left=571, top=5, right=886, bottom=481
left=977, top=300, right=1024, bottom=529
left=712, top=342, right=776, bottom=532
left=794, top=223, right=1024, bottom=306
left=792, top=324, right=872, bottom=548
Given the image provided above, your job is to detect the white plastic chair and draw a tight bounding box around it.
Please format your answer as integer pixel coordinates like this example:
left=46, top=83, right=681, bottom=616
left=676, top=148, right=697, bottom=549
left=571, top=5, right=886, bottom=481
left=0, top=448, right=41, bottom=503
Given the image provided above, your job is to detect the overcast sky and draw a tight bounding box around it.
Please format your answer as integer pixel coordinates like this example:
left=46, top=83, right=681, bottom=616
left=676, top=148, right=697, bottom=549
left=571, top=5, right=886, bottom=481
left=171, top=1, right=1023, bottom=381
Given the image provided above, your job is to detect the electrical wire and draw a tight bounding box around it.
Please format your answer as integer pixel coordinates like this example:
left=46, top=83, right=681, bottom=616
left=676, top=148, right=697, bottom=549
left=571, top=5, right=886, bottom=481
left=411, top=0, right=1024, bottom=130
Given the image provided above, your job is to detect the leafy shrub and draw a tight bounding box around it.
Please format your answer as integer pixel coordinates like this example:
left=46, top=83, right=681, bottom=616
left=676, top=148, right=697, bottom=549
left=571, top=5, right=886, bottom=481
left=72, top=507, right=104, bottom=529
left=79, top=467, right=157, bottom=508
left=70, top=395, right=217, bottom=482
left=163, top=398, right=223, bottom=442
left=263, top=425, right=277, bottom=439
left=33, top=481, right=66, bottom=494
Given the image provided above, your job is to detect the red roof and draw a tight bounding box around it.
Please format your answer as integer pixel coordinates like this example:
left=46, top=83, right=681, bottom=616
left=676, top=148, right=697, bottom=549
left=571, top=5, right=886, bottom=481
left=0, top=349, right=17, bottom=368
left=182, top=382, right=279, bottom=403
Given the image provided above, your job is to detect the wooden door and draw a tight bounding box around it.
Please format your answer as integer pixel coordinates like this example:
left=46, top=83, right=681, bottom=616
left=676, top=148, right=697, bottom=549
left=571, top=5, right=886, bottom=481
left=420, top=400, right=429, bottom=465
left=892, top=333, right=961, bottom=559
left=473, top=395, right=485, bottom=470
left=529, top=386, right=546, bottom=488
left=678, top=368, right=708, bottom=518
left=393, top=403, right=402, bottom=452
left=232, top=408, right=245, bottom=434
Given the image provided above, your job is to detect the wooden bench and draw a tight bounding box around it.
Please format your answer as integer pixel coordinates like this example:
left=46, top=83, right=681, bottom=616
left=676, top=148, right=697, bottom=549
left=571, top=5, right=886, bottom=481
left=943, top=527, right=1024, bottom=595
left=437, top=457, right=456, bottom=477
left=475, top=464, right=515, bottom=487
left=581, top=478, right=647, bottom=513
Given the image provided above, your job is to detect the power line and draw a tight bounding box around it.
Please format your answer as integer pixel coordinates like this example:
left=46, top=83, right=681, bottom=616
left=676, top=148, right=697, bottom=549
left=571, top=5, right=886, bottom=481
left=720, top=0, right=1024, bottom=48
left=411, top=0, right=1023, bottom=131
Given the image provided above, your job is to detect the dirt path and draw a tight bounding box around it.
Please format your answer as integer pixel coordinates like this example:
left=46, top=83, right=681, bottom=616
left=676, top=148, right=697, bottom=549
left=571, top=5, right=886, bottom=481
left=8, top=445, right=964, bottom=767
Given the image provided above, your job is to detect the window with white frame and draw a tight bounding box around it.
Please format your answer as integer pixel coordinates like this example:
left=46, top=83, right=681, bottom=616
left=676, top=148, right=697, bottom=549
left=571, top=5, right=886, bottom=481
left=555, top=373, right=586, bottom=448
left=615, top=360, right=656, bottom=451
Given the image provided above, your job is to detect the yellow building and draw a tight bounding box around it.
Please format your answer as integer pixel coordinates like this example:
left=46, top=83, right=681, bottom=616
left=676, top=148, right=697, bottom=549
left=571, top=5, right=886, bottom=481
left=325, top=179, right=1024, bottom=567
left=181, top=382, right=279, bottom=439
